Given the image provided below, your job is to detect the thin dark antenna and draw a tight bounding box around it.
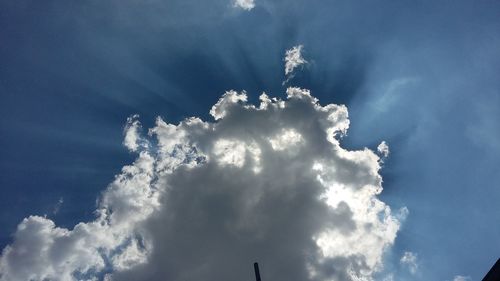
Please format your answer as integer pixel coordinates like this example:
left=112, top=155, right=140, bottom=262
left=254, top=262, right=262, bottom=281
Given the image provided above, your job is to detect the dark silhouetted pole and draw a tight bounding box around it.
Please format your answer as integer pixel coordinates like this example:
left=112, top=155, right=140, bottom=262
left=254, top=262, right=261, bottom=281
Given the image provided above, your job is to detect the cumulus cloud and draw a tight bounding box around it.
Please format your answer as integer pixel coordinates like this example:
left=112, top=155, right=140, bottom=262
left=284, top=45, right=307, bottom=84
left=0, top=88, right=404, bottom=281
left=0, top=151, right=158, bottom=281
left=400, top=251, right=418, bottom=274
left=233, top=0, right=255, bottom=10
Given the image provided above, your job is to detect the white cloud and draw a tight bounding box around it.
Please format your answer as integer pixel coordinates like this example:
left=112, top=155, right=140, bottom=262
left=123, top=114, right=147, bottom=152
left=0, top=87, right=404, bottom=281
left=233, top=0, right=255, bottom=10
left=209, top=90, right=248, bottom=120
left=284, top=45, right=308, bottom=84
left=400, top=251, right=418, bottom=274
left=268, top=128, right=304, bottom=151
left=213, top=139, right=249, bottom=168
left=396, top=206, right=410, bottom=221
left=377, top=141, right=390, bottom=158
left=0, top=151, right=158, bottom=281
left=452, top=275, right=471, bottom=281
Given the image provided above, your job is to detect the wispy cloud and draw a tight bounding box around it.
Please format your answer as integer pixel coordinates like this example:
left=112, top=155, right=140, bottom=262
left=400, top=251, right=418, bottom=274
left=377, top=141, right=390, bottom=158
left=453, top=275, right=471, bottom=281
left=52, top=197, right=64, bottom=215
left=283, top=45, right=308, bottom=84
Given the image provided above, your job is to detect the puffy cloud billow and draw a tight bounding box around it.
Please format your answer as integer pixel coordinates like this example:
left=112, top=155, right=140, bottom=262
left=0, top=87, right=405, bottom=281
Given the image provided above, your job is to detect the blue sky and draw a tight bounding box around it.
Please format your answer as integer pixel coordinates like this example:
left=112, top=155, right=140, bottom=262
left=1, top=1, right=499, bottom=280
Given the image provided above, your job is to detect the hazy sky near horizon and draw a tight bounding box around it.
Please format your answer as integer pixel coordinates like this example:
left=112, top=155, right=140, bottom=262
left=1, top=1, right=499, bottom=280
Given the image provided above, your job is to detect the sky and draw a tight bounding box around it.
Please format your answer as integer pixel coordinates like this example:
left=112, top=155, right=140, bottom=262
left=0, top=0, right=499, bottom=280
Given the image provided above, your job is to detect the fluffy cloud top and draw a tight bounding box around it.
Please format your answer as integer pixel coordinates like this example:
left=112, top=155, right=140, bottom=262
left=233, top=0, right=255, bottom=10
left=0, top=88, right=404, bottom=281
